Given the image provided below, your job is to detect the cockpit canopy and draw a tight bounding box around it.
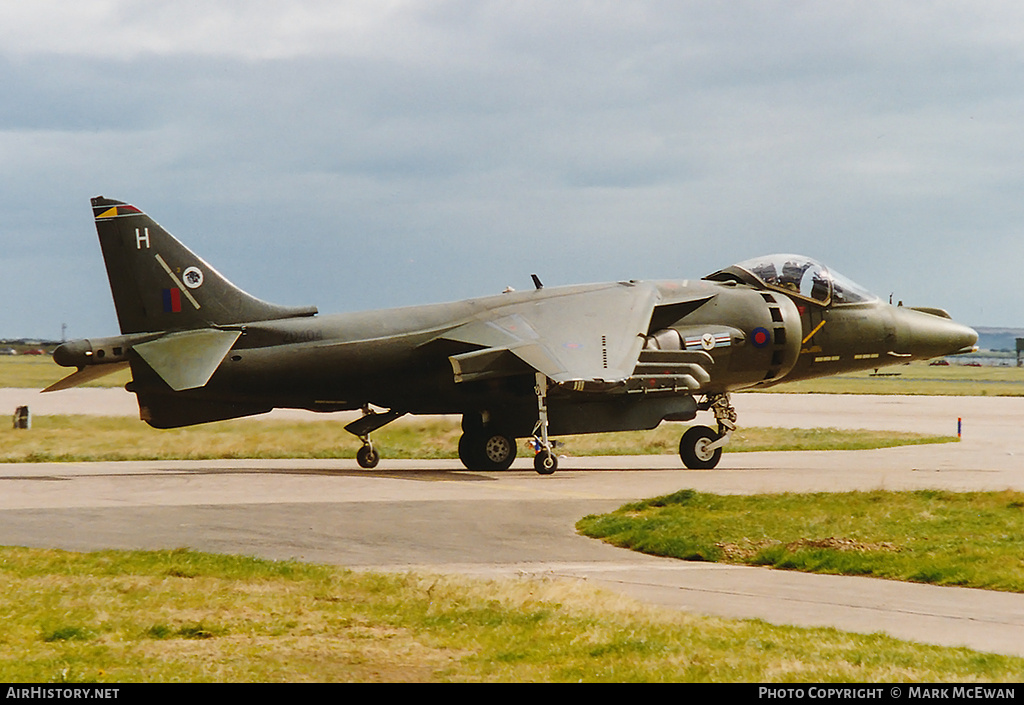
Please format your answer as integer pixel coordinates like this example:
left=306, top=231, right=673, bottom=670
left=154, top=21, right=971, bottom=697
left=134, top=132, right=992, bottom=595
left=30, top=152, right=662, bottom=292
left=704, top=254, right=877, bottom=306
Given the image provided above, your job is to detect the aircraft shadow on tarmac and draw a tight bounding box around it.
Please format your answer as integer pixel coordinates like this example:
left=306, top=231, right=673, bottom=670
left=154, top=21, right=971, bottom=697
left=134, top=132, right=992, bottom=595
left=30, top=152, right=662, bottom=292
left=0, top=466, right=498, bottom=483
left=1, top=463, right=701, bottom=484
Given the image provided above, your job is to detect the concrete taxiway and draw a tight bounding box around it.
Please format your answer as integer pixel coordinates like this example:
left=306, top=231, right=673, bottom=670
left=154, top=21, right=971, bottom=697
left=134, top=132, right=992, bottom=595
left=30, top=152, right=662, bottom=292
left=2, top=389, right=1024, bottom=657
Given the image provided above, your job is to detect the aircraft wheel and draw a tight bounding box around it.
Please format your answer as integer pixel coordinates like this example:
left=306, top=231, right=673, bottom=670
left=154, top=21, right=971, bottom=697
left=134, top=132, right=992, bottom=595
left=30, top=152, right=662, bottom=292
left=457, top=433, right=478, bottom=468
left=679, top=426, right=722, bottom=470
left=534, top=450, right=557, bottom=475
left=459, top=431, right=516, bottom=471
left=482, top=433, right=517, bottom=469
left=356, top=445, right=380, bottom=469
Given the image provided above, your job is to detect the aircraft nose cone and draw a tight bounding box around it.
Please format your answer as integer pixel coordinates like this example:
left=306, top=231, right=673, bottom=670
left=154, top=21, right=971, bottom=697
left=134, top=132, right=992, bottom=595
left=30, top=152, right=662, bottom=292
left=895, top=308, right=977, bottom=361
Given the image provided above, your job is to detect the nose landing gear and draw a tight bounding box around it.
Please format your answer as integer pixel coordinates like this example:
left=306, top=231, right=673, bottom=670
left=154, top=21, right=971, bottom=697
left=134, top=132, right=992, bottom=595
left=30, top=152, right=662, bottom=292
left=679, top=393, right=736, bottom=470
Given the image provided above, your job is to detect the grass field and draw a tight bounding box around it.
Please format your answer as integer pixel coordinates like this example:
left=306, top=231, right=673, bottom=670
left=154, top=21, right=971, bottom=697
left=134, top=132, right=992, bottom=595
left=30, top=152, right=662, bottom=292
left=1, top=546, right=1021, bottom=683
left=0, top=414, right=956, bottom=463
left=0, top=356, right=131, bottom=390
left=757, top=360, right=1024, bottom=396
left=578, top=489, right=1024, bottom=593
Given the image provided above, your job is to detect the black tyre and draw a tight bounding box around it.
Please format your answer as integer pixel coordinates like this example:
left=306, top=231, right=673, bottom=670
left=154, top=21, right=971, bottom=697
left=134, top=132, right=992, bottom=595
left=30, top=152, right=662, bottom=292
left=534, top=450, right=557, bottom=475
left=679, top=426, right=722, bottom=470
left=459, top=431, right=517, bottom=471
left=356, top=445, right=380, bottom=469
left=458, top=433, right=480, bottom=469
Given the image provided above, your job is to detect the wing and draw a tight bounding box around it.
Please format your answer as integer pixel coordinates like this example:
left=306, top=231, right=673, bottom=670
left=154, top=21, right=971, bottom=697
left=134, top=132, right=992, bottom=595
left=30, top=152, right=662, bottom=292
left=439, top=282, right=660, bottom=385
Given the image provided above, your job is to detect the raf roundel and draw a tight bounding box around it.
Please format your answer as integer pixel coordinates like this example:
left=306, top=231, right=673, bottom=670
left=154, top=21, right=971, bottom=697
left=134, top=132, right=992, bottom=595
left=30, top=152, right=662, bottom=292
left=182, top=266, right=204, bottom=289
left=752, top=326, right=771, bottom=348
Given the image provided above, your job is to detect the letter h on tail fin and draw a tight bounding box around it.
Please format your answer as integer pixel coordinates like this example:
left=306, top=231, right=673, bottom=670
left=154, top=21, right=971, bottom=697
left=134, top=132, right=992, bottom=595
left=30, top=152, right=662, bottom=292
left=45, top=198, right=319, bottom=400
left=91, top=196, right=316, bottom=334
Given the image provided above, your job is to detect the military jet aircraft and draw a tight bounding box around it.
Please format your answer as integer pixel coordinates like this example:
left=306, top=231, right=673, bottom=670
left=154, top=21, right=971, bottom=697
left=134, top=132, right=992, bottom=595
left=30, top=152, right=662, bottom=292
left=48, top=197, right=978, bottom=474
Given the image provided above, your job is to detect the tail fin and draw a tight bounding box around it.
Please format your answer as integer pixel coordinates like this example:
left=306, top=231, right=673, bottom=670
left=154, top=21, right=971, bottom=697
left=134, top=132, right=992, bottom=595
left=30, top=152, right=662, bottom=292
left=91, top=196, right=317, bottom=334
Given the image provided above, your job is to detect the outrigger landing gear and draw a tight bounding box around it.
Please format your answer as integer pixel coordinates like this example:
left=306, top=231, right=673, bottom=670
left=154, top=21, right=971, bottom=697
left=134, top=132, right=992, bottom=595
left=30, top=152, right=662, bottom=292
left=531, top=372, right=557, bottom=475
left=679, top=393, right=736, bottom=470
left=345, top=406, right=405, bottom=469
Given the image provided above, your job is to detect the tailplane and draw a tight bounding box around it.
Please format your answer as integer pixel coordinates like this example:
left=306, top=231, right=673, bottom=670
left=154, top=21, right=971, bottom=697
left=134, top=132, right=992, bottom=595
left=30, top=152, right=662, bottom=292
left=92, top=196, right=317, bottom=334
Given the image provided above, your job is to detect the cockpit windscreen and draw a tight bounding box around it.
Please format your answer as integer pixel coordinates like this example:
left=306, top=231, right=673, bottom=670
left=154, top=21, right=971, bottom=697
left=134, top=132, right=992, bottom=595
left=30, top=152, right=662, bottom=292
left=732, top=255, right=877, bottom=305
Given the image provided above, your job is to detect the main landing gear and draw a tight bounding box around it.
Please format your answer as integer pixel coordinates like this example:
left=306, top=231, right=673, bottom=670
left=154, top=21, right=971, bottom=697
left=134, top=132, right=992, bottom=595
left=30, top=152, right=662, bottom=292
left=678, top=393, right=736, bottom=470
left=458, top=373, right=557, bottom=475
left=457, top=426, right=517, bottom=471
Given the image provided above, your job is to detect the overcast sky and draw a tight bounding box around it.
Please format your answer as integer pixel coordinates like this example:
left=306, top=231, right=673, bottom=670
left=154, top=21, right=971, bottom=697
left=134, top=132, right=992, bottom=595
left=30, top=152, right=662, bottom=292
left=3, top=1, right=1023, bottom=339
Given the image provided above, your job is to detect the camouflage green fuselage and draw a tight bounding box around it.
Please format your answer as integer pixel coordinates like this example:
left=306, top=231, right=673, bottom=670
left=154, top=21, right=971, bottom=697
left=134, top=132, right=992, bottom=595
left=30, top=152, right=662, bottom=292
left=119, top=278, right=970, bottom=435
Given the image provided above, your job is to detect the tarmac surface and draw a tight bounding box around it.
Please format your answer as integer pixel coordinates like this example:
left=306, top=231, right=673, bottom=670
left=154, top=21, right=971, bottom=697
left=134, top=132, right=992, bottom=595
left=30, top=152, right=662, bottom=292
left=2, top=388, right=1024, bottom=657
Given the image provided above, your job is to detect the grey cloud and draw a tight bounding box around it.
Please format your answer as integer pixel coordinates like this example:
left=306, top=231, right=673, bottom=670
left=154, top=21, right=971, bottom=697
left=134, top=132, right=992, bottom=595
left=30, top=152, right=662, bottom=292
left=3, top=2, right=1024, bottom=338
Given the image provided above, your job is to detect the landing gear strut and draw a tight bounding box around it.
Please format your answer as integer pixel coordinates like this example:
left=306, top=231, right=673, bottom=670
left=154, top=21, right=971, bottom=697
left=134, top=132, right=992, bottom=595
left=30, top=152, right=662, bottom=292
left=457, top=372, right=558, bottom=474
left=679, top=393, right=736, bottom=470
left=531, top=372, right=557, bottom=475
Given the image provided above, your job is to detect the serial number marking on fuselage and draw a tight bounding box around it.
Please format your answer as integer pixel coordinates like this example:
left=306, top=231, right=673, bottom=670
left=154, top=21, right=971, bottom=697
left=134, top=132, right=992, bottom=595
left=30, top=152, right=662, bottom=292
left=283, top=330, right=324, bottom=344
